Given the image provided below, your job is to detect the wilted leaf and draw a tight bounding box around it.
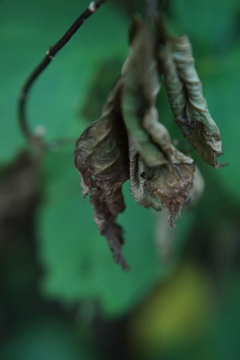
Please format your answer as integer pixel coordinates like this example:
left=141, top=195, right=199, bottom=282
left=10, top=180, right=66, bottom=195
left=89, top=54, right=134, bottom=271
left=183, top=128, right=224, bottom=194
left=129, top=140, right=162, bottom=211
left=74, top=80, right=129, bottom=270
left=129, top=109, right=196, bottom=226
left=122, top=19, right=164, bottom=168
left=144, top=82, right=197, bottom=221
left=122, top=18, right=195, bottom=225
left=158, top=35, right=223, bottom=168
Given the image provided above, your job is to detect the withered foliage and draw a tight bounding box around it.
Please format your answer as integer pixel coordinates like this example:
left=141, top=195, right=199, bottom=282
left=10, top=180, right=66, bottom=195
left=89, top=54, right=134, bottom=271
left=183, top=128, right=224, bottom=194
left=122, top=18, right=195, bottom=226
left=74, top=80, right=130, bottom=270
left=158, top=35, right=223, bottom=168
left=74, top=16, right=223, bottom=269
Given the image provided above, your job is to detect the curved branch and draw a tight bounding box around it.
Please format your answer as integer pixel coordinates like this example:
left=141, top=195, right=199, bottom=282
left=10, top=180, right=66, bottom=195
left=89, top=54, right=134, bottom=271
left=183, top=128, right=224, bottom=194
left=18, top=0, right=106, bottom=150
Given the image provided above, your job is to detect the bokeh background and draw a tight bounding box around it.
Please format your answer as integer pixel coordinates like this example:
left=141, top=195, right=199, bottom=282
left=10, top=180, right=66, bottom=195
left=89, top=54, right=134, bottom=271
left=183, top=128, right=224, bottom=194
left=1, top=0, right=240, bottom=359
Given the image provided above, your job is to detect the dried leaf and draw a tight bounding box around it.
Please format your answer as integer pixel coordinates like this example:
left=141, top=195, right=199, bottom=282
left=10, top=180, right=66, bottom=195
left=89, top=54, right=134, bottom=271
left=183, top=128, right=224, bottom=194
left=122, top=19, right=195, bottom=225
left=121, top=19, right=164, bottom=168
left=129, top=139, right=162, bottom=211
left=129, top=142, right=195, bottom=226
left=146, top=162, right=195, bottom=227
left=158, top=36, right=223, bottom=168
left=73, top=13, right=224, bottom=269
left=143, top=108, right=195, bottom=225
left=74, top=80, right=129, bottom=270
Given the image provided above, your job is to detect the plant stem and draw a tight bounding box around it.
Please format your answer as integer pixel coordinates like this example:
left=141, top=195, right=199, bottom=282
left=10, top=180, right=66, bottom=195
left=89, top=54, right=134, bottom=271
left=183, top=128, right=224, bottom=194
left=18, top=0, right=106, bottom=150
left=146, top=0, right=158, bottom=18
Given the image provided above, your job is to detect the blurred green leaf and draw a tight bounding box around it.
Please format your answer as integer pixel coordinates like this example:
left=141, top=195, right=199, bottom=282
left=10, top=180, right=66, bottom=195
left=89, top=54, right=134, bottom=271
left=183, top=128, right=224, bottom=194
left=129, top=264, right=215, bottom=356
left=0, top=315, right=99, bottom=360
left=200, top=46, right=240, bottom=202
left=169, top=0, right=240, bottom=53
left=37, top=147, right=194, bottom=317
left=0, top=0, right=128, bottom=162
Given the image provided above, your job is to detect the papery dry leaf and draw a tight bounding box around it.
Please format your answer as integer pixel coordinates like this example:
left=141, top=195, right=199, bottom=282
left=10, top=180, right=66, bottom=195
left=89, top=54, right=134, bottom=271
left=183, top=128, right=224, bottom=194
left=143, top=104, right=196, bottom=224
left=74, top=80, right=129, bottom=270
left=73, top=12, right=225, bottom=270
left=121, top=18, right=164, bottom=168
left=145, top=161, right=195, bottom=226
left=142, top=107, right=195, bottom=225
left=122, top=18, right=195, bottom=225
left=129, top=136, right=195, bottom=226
left=129, top=139, right=162, bottom=211
left=158, top=36, right=223, bottom=168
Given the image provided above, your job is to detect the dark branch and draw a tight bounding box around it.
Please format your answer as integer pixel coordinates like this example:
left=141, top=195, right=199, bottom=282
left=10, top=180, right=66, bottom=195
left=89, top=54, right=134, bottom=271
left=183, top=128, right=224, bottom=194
left=146, top=0, right=158, bottom=18
left=18, top=0, right=106, bottom=149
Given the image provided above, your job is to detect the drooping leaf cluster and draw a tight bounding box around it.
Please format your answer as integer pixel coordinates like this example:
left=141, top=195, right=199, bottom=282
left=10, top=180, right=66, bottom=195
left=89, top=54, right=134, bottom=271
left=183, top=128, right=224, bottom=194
left=74, top=16, right=223, bottom=269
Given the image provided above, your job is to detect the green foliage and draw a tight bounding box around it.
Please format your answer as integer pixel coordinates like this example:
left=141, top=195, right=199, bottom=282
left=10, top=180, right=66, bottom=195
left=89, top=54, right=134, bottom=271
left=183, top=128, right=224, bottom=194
left=38, top=147, right=175, bottom=316
left=169, top=0, right=240, bottom=53
left=0, top=0, right=128, bottom=162
left=1, top=316, right=98, bottom=360
left=200, top=46, right=240, bottom=201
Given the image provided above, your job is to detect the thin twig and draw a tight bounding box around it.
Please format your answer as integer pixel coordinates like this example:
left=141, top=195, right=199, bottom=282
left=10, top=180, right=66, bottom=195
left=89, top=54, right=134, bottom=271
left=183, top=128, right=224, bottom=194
left=146, top=0, right=169, bottom=18
left=146, top=0, right=158, bottom=18
left=18, top=0, right=106, bottom=150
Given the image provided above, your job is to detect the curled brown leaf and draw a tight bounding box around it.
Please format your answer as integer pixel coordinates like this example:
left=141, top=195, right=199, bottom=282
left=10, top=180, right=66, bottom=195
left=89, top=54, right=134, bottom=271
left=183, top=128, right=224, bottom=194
left=121, top=18, right=164, bottom=168
left=158, top=35, right=223, bottom=168
left=122, top=18, right=195, bottom=225
left=74, top=80, right=130, bottom=270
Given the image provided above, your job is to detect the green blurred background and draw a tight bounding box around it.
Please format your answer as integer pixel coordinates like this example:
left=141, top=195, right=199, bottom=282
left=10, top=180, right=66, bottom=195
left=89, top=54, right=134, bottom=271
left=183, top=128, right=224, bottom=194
left=0, top=0, right=240, bottom=359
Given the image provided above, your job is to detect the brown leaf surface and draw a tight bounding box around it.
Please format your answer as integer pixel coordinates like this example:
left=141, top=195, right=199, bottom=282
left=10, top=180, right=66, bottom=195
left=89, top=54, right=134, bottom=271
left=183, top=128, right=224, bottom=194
left=129, top=140, right=162, bottom=211
left=121, top=18, right=164, bottom=168
left=122, top=18, right=195, bottom=225
left=74, top=80, right=129, bottom=270
left=158, top=36, right=223, bottom=168
left=129, top=109, right=195, bottom=226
